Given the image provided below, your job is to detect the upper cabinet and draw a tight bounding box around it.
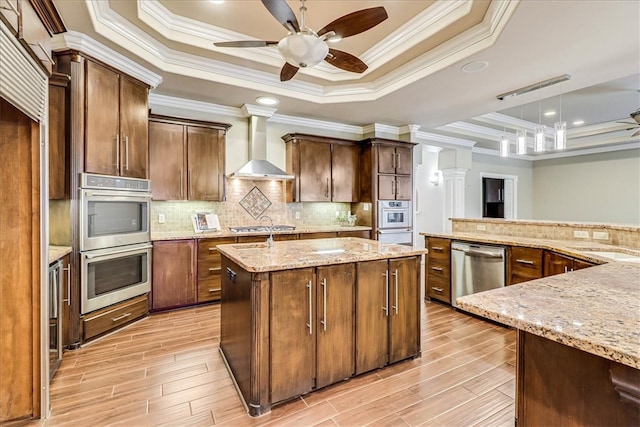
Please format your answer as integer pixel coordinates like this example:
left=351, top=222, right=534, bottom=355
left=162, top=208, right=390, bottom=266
left=85, top=60, right=149, bottom=178
left=48, top=72, right=69, bottom=199
left=283, top=133, right=360, bottom=203
left=149, top=115, right=230, bottom=201
left=360, top=138, right=416, bottom=202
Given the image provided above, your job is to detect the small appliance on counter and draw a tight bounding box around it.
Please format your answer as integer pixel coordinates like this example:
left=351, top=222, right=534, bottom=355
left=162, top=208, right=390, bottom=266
left=192, top=212, right=221, bottom=233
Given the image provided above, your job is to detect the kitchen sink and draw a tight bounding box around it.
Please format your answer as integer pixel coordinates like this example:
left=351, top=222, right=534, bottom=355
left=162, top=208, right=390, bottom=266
left=576, top=250, right=640, bottom=263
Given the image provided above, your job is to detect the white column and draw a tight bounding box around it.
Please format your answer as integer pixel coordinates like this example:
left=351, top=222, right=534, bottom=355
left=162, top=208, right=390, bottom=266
left=442, top=168, right=467, bottom=232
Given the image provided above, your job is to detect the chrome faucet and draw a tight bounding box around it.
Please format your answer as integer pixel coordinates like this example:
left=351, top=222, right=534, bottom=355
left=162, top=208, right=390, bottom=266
left=259, top=215, right=274, bottom=248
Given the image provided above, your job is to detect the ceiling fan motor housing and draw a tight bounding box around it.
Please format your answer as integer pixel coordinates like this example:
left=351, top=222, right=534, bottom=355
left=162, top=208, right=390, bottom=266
left=278, top=32, right=329, bottom=68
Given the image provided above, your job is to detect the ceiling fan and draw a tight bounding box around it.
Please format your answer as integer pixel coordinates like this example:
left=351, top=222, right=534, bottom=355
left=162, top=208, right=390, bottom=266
left=616, top=108, right=640, bottom=137
left=213, top=0, right=388, bottom=81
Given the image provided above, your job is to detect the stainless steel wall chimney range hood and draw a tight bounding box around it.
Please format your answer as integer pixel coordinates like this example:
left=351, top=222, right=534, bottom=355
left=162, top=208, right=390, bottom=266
left=228, top=110, right=294, bottom=180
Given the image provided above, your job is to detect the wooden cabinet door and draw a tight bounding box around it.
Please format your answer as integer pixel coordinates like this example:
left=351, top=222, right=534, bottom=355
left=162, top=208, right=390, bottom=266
left=316, top=264, right=355, bottom=389
left=119, top=77, right=148, bottom=179
left=152, top=240, right=196, bottom=310
left=187, top=126, right=224, bottom=201
left=49, top=79, right=68, bottom=199
left=270, top=268, right=315, bottom=403
left=331, top=144, right=359, bottom=202
left=355, top=259, right=389, bottom=375
left=395, top=146, right=413, bottom=175
left=298, top=141, right=331, bottom=201
left=149, top=121, right=185, bottom=200
left=395, top=175, right=412, bottom=200
left=377, top=145, right=396, bottom=174
left=389, top=257, right=420, bottom=363
left=378, top=175, right=396, bottom=200
left=544, top=251, right=574, bottom=277
left=85, top=60, right=120, bottom=176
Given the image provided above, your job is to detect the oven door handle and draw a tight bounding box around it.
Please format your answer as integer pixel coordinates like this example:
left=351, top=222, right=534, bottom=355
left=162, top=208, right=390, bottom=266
left=84, top=190, right=152, bottom=198
left=84, top=244, right=153, bottom=259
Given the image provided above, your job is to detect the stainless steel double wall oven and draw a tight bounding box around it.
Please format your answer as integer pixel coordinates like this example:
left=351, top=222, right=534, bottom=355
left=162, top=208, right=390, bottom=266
left=79, top=173, right=152, bottom=314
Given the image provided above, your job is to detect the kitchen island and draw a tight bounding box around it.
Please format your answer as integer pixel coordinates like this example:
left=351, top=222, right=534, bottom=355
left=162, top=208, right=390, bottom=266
left=457, top=261, right=640, bottom=426
left=217, top=237, right=425, bottom=416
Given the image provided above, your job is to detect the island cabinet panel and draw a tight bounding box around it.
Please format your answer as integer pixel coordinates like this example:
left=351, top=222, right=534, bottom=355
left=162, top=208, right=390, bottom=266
left=389, top=257, right=420, bottom=364
left=315, top=264, right=355, bottom=388
left=508, top=247, right=543, bottom=285
left=270, top=268, right=316, bottom=403
left=355, top=259, right=390, bottom=374
left=517, top=331, right=640, bottom=426
left=151, top=240, right=196, bottom=310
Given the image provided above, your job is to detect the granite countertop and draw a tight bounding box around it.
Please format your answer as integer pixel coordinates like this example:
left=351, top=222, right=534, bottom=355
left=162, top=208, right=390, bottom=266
left=217, top=237, right=426, bottom=273
left=456, top=262, right=640, bottom=369
left=152, top=225, right=372, bottom=241
left=419, top=231, right=640, bottom=265
left=49, top=246, right=72, bottom=264
left=449, top=217, right=639, bottom=232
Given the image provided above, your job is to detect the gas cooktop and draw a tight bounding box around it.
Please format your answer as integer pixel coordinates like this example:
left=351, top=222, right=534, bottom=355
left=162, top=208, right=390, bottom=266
left=229, top=225, right=296, bottom=233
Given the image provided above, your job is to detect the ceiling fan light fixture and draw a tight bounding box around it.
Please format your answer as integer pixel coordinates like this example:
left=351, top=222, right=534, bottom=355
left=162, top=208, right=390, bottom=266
left=278, top=33, right=328, bottom=68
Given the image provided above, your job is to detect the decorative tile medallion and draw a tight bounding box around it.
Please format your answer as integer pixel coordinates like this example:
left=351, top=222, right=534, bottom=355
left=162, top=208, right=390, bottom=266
left=240, top=186, right=272, bottom=219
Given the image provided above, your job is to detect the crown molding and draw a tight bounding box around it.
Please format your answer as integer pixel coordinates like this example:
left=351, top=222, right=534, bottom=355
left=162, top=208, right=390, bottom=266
left=51, top=31, right=163, bottom=88
left=415, top=131, right=477, bottom=149
left=149, top=93, right=243, bottom=118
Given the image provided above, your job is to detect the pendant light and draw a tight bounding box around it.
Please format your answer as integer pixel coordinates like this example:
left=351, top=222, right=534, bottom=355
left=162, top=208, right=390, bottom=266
left=534, top=101, right=545, bottom=152
left=554, top=95, right=566, bottom=150
left=516, top=130, right=527, bottom=155
left=500, top=135, right=509, bottom=157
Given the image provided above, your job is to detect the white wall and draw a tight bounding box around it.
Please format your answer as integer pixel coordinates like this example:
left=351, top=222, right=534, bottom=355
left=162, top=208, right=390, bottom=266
left=414, top=147, right=445, bottom=235
left=532, top=149, right=640, bottom=224
left=466, top=153, right=534, bottom=219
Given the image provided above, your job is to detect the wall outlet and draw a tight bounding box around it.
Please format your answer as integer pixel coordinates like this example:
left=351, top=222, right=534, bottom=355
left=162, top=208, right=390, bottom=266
left=476, top=224, right=487, bottom=231
left=158, top=214, right=165, bottom=224
left=593, top=231, right=609, bottom=240
left=573, top=230, right=589, bottom=239
left=295, top=211, right=301, bottom=219
left=335, top=211, right=340, bottom=218
left=363, top=203, right=369, bottom=211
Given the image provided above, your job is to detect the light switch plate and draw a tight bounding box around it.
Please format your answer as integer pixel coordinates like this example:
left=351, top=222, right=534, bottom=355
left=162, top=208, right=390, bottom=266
left=573, top=230, right=589, bottom=239
left=295, top=211, right=300, bottom=219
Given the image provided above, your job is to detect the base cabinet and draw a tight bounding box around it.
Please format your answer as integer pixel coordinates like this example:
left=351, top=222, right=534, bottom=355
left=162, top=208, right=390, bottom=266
left=544, top=251, right=596, bottom=276
left=355, top=257, right=420, bottom=374
left=197, top=238, right=234, bottom=302
left=508, top=247, right=544, bottom=285
left=152, top=240, right=196, bottom=310
left=82, top=294, right=149, bottom=341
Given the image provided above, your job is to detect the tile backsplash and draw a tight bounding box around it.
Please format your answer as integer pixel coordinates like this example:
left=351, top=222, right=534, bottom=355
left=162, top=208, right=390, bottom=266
left=150, top=179, right=360, bottom=232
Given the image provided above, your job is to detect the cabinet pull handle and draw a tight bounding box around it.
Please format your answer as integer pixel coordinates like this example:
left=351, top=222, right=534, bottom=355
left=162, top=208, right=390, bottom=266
left=188, top=169, right=193, bottom=198
left=516, top=259, right=534, bottom=265
left=395, top=153, right=399, bottom=170
left=0, top=1, right=20, bottom=16
left=320, top=278, right=327, bottom=331
left=431, top=266, right=443, bottom=272
left=392, top=269, right=399, bottom=315
left=564, top=266, right=568, bottom=273
left=382, top=270, right=389, bottom=316
left=115, top=134, right=120, bottom=169
left=391, top=152, right=396, bottom=169
left=208, top=267, right=221, bottom=272
left=28, top=42, right=55, bottom=64
left=306, top=280, right=313, bottom=335
left=432, top=246, right=444, bottom=252
left=208, top=288, right=219, bottom=293
left=432, top=287, right=444, bottom=293
left=62, top=263, right=71, bottom=306
left=179, top=170, right=184, bottom=199
left=326, top=178, right=329, bottom=199
left=124, top=136, right=129, bottom=171
left=208, top=247, right=218, bottom=252
left=391, top=180, right=395, bottom=195
left=111, top=312, right=131, bottom=323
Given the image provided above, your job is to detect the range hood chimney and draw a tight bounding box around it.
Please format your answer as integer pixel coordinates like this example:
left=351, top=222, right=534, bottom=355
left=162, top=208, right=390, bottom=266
left=228, top=105, right=294, bottom=180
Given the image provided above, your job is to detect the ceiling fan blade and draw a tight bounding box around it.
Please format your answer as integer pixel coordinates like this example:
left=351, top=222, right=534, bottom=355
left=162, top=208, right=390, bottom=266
left=280, top=62, right=299, bottom=81
left=325, top=49, right=368, bottom=73
left=317, top=7, right=388, bottom=39
left=633, top=130, right=640, bottom=137
left=261, top=0, right=300, bottom=33
left=214, top=40, right=278, bottom=48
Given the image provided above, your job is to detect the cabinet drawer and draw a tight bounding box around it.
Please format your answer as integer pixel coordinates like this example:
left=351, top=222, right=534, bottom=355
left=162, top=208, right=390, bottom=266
left=427, top=238, right=451, bottom=261
left=197, top=238, right=235, bottom=260
left=300, top=232, right=338, bottom=239
left=427, top=260, right=450, bottom=280
left=83, top=294, right=149, bottom=341
left=198, top=258, right=222, bottom=279
left=509, top=247, right=543, bottom=285
left=197, top=277, right=220, bottom=302
left=427, top=275, right=451, bottom=303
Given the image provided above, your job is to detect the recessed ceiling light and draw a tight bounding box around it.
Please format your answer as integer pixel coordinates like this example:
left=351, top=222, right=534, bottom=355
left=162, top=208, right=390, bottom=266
left=544, top=110, right=556, bottom=117
left=209, top=1, right=224, bottom=4
left=461, top=61, right=488, bottom=73
left=572, top=119, right=584, bottom=126
left=256, top=96, right=279, bottom=106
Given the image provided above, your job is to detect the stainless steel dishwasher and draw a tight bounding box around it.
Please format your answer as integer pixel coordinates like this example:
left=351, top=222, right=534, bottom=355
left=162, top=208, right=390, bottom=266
left=451, top=241, right=506, bottom=307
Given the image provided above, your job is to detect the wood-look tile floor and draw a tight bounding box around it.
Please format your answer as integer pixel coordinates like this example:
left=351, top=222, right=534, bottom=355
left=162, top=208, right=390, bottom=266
left=25, top=301, right=516, bottom=427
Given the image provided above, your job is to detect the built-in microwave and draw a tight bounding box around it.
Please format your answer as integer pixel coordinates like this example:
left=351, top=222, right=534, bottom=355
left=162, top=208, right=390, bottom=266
left=378, top=200, right=411, bottom=229
left=79, top=173, right=151, bottom=251
left=81, top=243, right=151, bottom=314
